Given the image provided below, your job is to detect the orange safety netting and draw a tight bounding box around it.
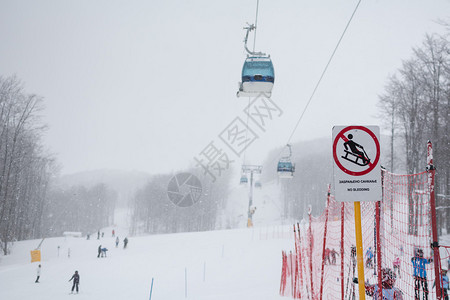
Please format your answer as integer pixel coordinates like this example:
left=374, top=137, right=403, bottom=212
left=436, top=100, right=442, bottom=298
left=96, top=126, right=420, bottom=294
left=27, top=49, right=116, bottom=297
left=280, top=168, right=446, bottom=299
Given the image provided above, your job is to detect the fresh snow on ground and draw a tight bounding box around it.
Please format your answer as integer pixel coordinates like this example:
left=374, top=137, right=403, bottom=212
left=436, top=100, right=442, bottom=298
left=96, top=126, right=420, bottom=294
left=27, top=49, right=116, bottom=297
left=0, top=226, right=293, bottom=299
left=0, top=183, right=296, bottom=300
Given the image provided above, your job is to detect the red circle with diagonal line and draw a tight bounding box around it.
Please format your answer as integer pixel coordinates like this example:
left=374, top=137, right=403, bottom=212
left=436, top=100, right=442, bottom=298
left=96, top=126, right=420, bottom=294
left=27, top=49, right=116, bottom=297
left=333, top=126, right=380, bottom=176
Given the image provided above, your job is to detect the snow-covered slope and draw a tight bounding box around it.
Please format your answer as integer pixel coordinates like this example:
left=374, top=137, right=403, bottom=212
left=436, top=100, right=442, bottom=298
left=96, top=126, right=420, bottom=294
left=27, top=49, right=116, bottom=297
left=0, top=225, right=293, bottom=299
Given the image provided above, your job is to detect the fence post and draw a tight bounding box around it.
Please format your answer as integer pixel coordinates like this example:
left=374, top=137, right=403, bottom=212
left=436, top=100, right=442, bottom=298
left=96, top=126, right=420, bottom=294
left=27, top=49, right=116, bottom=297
left=293, top=225, right=300, bottom=298
left=308, top=206, right=314, bottom=299
left=297, top=223, right=303, bottom=299
left=280, top=251, right=285, bottom=295
left=319, top=184, right=331, bottom=299
left=293, top=225, right=297, bottom=298
left=340, top=202, right=345, bottom=300
left=149, top=278, right=154, bottom=300
left=376, top=198, right=382, bottom=295
left=185, top=267, right=188, bottom=298
left=428, top=141, right=442, bottom=299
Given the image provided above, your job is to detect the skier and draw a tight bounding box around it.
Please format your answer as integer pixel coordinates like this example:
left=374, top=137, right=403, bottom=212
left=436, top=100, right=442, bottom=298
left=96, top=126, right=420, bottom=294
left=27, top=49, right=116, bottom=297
left=411, top=248, right=432, bottom=300
left=354, top=267, right=403, bottom=299
left=330, top=248, right=339, bottom=265
left=442, top=269, right=449, bottom=300
left=365, top=247, right=374, bottom=268
left=97, top=245, right=102, bottom=258
left=123, top=237, right=128, bottom=249
left=115, top=236, right=119, bottom=248
left=433, top=269, right=449, bottom=300
left=393, top=256, right=401, bottom=278
left=35, top=264, right=41, bottom=283
left=101, top=247, right=108, bottom=257
left=97, top=230, right=100, bottom=240
left=112, top=229, right=115, bottom=237
left=68, top=270, right=80, bottom=294
left=324, top=248, right=331, bottom=265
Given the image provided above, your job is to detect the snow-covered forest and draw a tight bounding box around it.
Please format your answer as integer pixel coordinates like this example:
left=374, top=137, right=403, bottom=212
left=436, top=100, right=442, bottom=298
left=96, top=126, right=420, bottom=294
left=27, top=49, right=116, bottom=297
left=378, top=33, right=450, bottom=234
left=0, top=76, right=54, bottom=255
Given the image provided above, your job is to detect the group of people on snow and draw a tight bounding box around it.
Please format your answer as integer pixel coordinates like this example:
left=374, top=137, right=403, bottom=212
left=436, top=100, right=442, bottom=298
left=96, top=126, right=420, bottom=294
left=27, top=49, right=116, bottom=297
left=350, top=246, right=449, bottom=300
left=33, top=229, right=131, bottom=294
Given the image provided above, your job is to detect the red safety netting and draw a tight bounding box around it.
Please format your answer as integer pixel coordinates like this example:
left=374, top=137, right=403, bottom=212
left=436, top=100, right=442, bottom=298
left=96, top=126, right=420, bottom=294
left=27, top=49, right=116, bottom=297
left=280, top=162, right=445, bottom=299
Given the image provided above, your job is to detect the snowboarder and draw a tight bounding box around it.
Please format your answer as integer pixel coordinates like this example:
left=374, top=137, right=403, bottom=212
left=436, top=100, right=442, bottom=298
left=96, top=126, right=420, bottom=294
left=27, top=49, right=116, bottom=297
left=365, top=247, right=374, bottom=268
left=35, top=264, right=41, bottom=283
left=411, top=248, right=432, bottom=300
left=97, top=245, right=102, bottom=258
left=354, top=267, right=403, bottom=299
left=115, top=236, right=119, bottom=248
left=69, top=270, right=80, bottom=294
left=123, top=237, right=128, bottom=249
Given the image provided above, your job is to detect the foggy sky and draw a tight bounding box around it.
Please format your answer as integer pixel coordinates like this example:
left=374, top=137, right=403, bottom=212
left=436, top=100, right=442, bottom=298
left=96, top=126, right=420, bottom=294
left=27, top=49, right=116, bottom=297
left=1, top=0, right=449, bottom=175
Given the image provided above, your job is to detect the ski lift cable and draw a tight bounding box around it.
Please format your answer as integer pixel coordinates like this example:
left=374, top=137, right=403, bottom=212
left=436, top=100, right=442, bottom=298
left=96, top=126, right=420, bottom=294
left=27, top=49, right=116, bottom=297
left=253, top=0, right=260, bottom=53
left=243, top=0, right=262, bottom=167
left=270, top=0, right=362, bottom=166
left=285, top=0, right=362, bottom=145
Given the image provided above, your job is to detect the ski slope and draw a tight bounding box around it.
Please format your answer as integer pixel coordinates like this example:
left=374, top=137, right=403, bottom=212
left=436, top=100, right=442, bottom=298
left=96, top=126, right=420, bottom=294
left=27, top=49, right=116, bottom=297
left=0, top=181, right=295, bottom=300
left=0, top=226, right=294, bottom=299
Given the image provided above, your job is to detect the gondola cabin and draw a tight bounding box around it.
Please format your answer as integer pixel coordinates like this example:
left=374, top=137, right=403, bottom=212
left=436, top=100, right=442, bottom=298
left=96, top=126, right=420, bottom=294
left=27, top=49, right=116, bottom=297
left=237, top=56, right=274, bottom=98
left=240, top=175, right=248, bottom=185
left=277, top=160, right=295, bottom=178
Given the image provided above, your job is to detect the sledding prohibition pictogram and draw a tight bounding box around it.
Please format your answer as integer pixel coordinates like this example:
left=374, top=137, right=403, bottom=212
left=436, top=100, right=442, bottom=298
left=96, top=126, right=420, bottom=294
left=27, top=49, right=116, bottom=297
left=332, top=126, right=380, bottom=176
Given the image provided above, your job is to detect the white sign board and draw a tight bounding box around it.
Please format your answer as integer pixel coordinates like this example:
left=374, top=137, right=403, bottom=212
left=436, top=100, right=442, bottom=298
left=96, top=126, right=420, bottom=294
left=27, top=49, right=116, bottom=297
left=332, top=125, right=382, bottom=202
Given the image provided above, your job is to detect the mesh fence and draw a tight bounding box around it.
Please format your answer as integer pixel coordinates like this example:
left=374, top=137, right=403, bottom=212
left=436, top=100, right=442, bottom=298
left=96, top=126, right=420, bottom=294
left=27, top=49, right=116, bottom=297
left=280, top=168, right=446, bottom=299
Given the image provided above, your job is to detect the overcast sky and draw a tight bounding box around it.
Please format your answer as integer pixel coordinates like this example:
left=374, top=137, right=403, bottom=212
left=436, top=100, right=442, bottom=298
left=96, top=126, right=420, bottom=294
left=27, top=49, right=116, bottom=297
left=1, top=0, right=449, bottom=176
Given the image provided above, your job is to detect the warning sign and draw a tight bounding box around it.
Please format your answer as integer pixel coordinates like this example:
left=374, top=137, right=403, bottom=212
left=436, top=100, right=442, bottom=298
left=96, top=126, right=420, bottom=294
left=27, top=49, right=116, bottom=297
left=332, top=125, right=382, bottom=202
left=30, top=250, right=41, bottom=263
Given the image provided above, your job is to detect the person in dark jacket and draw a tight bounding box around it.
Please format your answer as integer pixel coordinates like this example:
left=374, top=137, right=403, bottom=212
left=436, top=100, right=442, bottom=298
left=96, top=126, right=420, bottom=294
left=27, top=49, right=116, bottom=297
left=123, top=237, right=128, bottom=249
left=69, top=270, right=80, bottom=294
left=97, top=245, right=102, bottom=258
left=412, top=248, right=432, bottom=300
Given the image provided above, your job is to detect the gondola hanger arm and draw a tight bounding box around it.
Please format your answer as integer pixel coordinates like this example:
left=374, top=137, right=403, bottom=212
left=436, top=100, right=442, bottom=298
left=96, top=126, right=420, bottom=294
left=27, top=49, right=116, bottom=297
left=243, top=23, right=265, bottom=56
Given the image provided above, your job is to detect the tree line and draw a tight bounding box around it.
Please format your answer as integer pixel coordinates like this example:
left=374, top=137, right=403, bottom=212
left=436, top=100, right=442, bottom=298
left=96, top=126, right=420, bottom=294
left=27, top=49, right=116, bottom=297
left=0, top=76, right=116, bottom=255
left=43, top=184, right=117, bottom=238
left=130, top=168, right=232, bottom=235
left=378, top=31, right=450, bottom=234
